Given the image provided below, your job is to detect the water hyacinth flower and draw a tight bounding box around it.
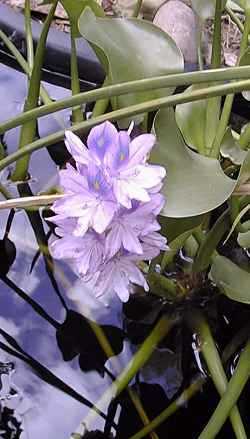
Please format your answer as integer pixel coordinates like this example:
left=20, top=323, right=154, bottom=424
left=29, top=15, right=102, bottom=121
left=50, top=121, right=167, bottom=302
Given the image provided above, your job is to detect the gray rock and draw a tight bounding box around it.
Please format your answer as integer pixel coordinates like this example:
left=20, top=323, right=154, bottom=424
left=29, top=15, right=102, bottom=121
left=153, top=0, right=198, bottom=63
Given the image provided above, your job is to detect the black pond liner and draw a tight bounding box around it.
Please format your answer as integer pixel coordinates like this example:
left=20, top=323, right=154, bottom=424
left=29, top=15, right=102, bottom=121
left=1, top=5, right=250, bottom=438
left=0, top=3, right=105, bottom=90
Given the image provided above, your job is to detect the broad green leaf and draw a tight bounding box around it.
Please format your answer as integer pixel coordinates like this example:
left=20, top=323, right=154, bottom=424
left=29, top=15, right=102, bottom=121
left=220, top=128, right=247, bottom=165
left=78, top=8, right=184, bottom=110
left=150, top=108, right=250, bottom=218
left=238, top=228, right=250, bottom=247
left=209, top=255, right=250, bottom=304
left=159, top=215, right=203, bottom=242
left=191, top=0, right=227, bottom=21
left=175, top=85, right=220, bottom=153
left=43, top=0, right=105, bottom=36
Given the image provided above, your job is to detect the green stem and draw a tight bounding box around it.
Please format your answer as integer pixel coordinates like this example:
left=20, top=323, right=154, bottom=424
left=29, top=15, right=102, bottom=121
left=3, top=66, right=250, bottom=135
left=193, top=209, right=230, bottom=272
left=116, top=314, right=175, bottom=395
left=147, top=272, right=183, bottom=300
left=0, top=29, right=52, bottom=105
left=197, top=20, right=204, bottom=70
left=161, top=229, right=194, bottom=272
left=198, top=339, right=250, bottom=439
left=2, top=275, right=59, bottom=329
left=226, top=5, right=245, bottom=36
left=205, top=0, right=222, bottom=155
left=70, top=33, right=84, bottom=124
left=2, top=78, right=250, bottom=173
left=222, top=322, right=250, bottom=364
left=25, top=0, right=34, bottom=71
left=0, top=183, right=12, bottom=200
left=129, top=376, right=206, bottom=439
left=91, top=77, right=109, bottom=118
left=11, top=0, right=58, bottom=182
left=132, top=0, right=143, bottom=17
left=188, top=310, right=247, bottom=439
left=210, top=7, right=250, bottom=159
left=211, top=0, right=222, bottom=69
left=239, top=122, right=250, bottom=149
left=129, top=324, right=250, bottom=439
left=83, top=315, right=175, bottom=429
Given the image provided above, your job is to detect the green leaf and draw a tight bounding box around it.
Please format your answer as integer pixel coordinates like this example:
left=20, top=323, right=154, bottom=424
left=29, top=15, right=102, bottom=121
left=193, top=210, right=230, bottom=272
left=151, top=107, right=245, bottom=218
left=191, top=0, right=227, bottom=21
left=43, top=0, right=105, bottom=36
left=220, top=128, right=247, bottom=165
left=224, top=204, right=250, bottom=243
left=78, top=8, right=184, bottom=111
left=175, top=85, right=220, bottom=153
left=159, top=215, right=203, bottom=242
left=209, top=254, right=250, bottom=303
left=238, top=228, right=250, bottom=247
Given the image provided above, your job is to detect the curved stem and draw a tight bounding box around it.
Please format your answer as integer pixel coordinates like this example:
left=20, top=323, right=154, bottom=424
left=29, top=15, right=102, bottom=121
left=210, top=7, right=250, bottom=159
left=24, top=0, right=34, bottom=71
left=91, top=76, right=109, bottom=118
left=205, top=0, right=222, bottom=155
left=226, top=5, right=245, bottom=36
left=70, top=33, right=84, bottom=124
left=0, top=29, right=52, bottom=105
left=0, top=337, right=111, bottom=424
left=0, top=183, right=12, bottom=200
left=239, top=121, right=250, bottom=149
left=2, top=66, right=250, bottom=135
left=129, top=376, right=206, bottom=439
left=198, top=339, right=250, bottom=439
left=12, top=0, right=58, bottom=182
left=1, top=275, right=59, bottom=329
left=188, top=310, right=247, bottom=439
left=2, top=78, right=250, bottom=174
left=83, top=315, right=175, bottom=428
left=132, top=0, right=143, bottom=17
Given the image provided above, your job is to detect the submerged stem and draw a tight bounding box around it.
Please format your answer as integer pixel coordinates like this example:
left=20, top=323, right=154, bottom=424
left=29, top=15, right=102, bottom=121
left=188, top=310, right=247, bottom=439
left=198, top=339, right=250, bottom=439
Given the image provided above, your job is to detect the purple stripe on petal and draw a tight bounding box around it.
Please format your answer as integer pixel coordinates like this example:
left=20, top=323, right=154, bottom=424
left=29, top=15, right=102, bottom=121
left=87, top=121, right=118, bottom=162
left=111, top=131, right=130, bottom=171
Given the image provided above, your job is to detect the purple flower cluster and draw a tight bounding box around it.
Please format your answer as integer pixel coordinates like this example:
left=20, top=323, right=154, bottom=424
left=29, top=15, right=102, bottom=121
left=50, top=122, right=167, bottom=302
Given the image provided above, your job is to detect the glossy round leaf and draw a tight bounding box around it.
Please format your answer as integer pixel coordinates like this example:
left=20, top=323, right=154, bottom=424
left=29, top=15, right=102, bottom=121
left=209, top=254, right=250, bottom=304
left=151, top=108, right=242, bottom=217
left=78, top=8, right=184, bottom=110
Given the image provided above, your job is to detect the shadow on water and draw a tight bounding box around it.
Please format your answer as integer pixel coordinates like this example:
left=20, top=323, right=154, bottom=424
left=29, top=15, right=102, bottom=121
left=1, top=61, right=250, bottom=439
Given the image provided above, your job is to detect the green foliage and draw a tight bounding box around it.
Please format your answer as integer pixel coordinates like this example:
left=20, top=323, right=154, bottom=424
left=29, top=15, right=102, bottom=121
left=175, top=85, right=220, bottom=154
left=1, top=1, right=250, bottom=437
left=78, top=8, right=184, bottom=112
left=151, top=108, right=236, bottom=217
left=209, top=255, right=250, bottom=303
